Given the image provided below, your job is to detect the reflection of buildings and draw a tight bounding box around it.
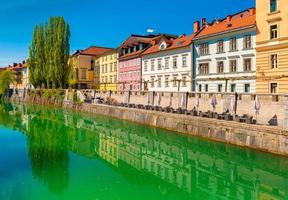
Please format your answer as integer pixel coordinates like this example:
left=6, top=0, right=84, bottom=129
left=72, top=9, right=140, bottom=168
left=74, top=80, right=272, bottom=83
left=4, top=104, right=288, bottom=200
left=99, top=132, right=119, bottom=166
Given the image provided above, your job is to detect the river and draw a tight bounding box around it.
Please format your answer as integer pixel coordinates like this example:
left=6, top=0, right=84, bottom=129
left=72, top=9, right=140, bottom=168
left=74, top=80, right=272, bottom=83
left=0, top=103, right=287, bottom=200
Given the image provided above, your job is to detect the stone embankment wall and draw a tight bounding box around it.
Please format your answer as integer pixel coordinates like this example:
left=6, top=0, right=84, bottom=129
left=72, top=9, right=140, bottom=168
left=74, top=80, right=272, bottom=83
left=63, top=102, right=288, bottom=156
left=91, top=90, right=288, bottom=130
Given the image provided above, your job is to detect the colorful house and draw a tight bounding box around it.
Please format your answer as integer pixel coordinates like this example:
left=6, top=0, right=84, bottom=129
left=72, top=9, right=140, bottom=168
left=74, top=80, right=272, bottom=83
left=97, top=49, right=118, bottom=91
left=141, top=34, right=196, bottom=92
left=194, top=8, right=256, bottom=93
left=256, top=0, right=288, bottom=94
left=118, top=35, right=156, bottom=91
left=70, top=46, right=112, bottom=89
left=7, top=61, right=30, bottom=89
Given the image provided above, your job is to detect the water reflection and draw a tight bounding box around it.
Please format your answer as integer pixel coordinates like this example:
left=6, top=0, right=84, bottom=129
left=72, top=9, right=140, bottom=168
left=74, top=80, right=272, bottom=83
left=0, top=103, right=288, bottom=200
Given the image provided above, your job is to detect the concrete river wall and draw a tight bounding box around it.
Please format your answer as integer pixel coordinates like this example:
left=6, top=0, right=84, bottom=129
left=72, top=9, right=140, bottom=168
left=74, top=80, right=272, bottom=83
left=63, top=102, right=288, bottom=157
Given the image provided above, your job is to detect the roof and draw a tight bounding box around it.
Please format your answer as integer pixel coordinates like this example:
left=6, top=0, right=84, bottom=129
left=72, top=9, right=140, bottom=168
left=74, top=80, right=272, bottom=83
left=118, top=34, right=157, bottom=60
left=119, top=34, right=156, bottom=49
left=6, top=61, right=28, bottom=71
left=194, top=8, right=256, bottom=40
left=142, top=34, right=195, bottom=56
left=72, top=46, right=113, bottom=57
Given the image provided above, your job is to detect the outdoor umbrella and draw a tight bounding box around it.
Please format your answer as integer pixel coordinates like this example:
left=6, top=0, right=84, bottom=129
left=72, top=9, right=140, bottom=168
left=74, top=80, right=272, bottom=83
left=230, top=94, right=236, bottom=117
left=210, top=94, right=217, bottom=112
left=157, top=93, right=161, bottom=106
left=169, top=93, right=172, bottom=107
left=254, top=95, right=260, bottom=121
left=195, top=94, right=200, bottom=112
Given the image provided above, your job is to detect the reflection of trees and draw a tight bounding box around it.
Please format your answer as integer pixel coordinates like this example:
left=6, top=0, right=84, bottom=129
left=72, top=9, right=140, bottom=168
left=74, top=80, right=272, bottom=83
left=26, top=107, right=70, bottom=194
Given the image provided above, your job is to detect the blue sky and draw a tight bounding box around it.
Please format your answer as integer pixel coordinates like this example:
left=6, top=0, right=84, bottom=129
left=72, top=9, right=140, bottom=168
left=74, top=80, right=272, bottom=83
left=0, top=0, right=254, bottom=67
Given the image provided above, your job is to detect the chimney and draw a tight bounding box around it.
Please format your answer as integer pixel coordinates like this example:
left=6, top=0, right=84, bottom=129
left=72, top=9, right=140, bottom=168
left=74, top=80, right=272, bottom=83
left=201, top=18, right=207, bottom=27
left=193, top=21, right=200, bottom=33
left=227, top=15, right=232, bottom=21
left=249, top=8, right=256, bottom=15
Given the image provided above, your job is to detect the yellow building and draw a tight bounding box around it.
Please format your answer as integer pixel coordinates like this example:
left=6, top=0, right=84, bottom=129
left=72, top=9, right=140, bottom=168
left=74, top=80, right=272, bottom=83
left=70, top=46, right=112, bottom=89
left=97, top=49, right=118, bottom=91
left=256, top=0, right=288, bottom=93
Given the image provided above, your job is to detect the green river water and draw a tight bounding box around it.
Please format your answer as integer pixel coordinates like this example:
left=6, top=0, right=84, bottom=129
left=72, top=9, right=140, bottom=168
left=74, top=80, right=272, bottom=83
left=0, top=103, right=287, bottom=200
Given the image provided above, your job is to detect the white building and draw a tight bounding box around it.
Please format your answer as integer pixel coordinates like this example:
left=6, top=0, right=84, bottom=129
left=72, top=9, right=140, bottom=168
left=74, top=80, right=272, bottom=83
left=141, top=34, right=195, bottom=92
left=194, top=8, right=256, bottom=93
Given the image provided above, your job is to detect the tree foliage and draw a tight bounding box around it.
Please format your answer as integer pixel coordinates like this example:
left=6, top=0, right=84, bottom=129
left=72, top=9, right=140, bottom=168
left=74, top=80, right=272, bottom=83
left=28, top=17, right=71, bottom=89
left=0, top=70, right=15, bottom=97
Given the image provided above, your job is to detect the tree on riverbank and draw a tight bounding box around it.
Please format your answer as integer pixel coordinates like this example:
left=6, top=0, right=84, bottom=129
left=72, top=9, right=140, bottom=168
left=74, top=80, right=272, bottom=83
left=0, top=70, right=15, bottom=98
left=28, top=17, right=71, bottom=89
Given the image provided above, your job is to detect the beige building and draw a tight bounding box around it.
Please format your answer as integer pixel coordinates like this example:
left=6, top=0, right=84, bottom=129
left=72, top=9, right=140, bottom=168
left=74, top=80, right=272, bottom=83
left=256, top=0, right=288, bottom=93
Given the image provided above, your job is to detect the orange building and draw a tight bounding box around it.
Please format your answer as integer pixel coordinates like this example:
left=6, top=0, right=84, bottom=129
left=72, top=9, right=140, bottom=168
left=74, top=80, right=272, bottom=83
left=70, top=46, right=112, bottom=89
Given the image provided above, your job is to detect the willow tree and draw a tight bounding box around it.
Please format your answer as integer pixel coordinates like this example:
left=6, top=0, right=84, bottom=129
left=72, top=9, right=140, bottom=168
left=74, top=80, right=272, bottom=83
left=28, top=16, right=71, bottom=89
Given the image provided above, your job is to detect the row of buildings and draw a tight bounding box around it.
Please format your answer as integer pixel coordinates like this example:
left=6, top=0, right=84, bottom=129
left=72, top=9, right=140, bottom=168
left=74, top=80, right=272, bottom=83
left=3, top=0, right=288, bottom=94
left=70, top=1, right=288, bottom=94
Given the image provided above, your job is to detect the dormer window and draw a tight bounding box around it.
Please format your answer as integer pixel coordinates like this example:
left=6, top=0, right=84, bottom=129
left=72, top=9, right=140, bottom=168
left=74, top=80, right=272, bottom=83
left=159, top=42, right=167, bottom=51
left=139, top=44, right=143, bottom=50
left=134, top=46, right=137, bottom=52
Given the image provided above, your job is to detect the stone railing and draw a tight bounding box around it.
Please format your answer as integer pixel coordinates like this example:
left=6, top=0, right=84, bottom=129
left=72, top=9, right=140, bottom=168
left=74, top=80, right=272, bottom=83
left=75, top=90, right=288, bottom=130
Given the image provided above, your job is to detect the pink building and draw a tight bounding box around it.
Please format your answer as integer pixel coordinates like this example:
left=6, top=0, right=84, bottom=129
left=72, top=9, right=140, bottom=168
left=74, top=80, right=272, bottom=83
left=118, top=35, right=155, bottom=91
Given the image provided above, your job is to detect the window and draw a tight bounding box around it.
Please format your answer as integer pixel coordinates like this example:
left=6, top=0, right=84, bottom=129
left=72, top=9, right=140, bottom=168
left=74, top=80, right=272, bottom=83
left=205, top=84, right=208, bottom=92
left=230, top=60, right=237, bottom=72
left=229, top=37, right=237, bottom=51
left=81, top=69, right=87, bottom=80
left=270, top=24, right=278, bottom=40
left=110, top=63, right=113, bottom=72
left=270, top=0, right=277, bottom=13
left=182, top=56, right=187, bottom=67
left=199, top=43, right=209, bottom=55
left=244, top=58, right=252, bottom=71
left=217, top=61, right=224, bottom=74
left=270, top=83, right=278, bottom=93
left=244, top=84, right=250, bottom=93
left=182, top=76, right=187, bottom=87
left=144, top=61, right=148, bottom=72
left=243, top=35, right=252, bottom=49
left=217, top=40, right=224, bottom=53
left=198, top=84, right=202, bottom=92
left=218, top=84, right=223, bottom=92
left=157, top=59, right=162, bottom=70
left=199, top=63, right=209, bottom=75
left=151, top=60, right=155, bottom=71
left=157, top=77, right=162, bottom=88
left=172, top=76, right=177, bottom=87
left=173, top=57, right=178, bottom=68
left=230, top=84, right=236, bottom=92
left=165, top=76, right=169, bottom=87
left=165, top=58, right=169, bottom=69
left=271, top=54, right=278, bottom=69
left=151, top=77, right=155, bottom=88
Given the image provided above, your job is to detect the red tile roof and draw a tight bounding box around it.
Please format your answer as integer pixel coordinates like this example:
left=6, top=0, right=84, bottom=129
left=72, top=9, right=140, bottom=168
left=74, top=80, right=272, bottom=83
left=118, top=35, right=157, bottom=60
left=194, top=8, right=256, bottom=39
left=73, top=46, right=113, bottom=57
left=142, top=34, right=195, bottom=56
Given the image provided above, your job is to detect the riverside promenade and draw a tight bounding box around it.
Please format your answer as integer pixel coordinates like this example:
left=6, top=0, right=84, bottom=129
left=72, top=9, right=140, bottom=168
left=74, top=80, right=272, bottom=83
left=61, top=90, right=288, bottom=156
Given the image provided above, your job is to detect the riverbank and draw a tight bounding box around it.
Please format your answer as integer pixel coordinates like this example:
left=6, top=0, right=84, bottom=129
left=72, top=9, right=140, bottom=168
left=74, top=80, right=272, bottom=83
left=63, top=102, right=288, bottom=157
left=9, top=88, right=288, bottom=156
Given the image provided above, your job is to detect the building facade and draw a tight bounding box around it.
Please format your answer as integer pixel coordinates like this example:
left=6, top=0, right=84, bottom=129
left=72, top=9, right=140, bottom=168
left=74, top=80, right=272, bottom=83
left=70, top=46, right=112, bottom=89
left=141, top=34, right=194, bottom=92
left=118, top=35, right=156, bottom=91
left=97, top=49, right=118, bottom=91
left=256, top=0, right=288, bottom=94
left=194, top=9, right=256, bottom=93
